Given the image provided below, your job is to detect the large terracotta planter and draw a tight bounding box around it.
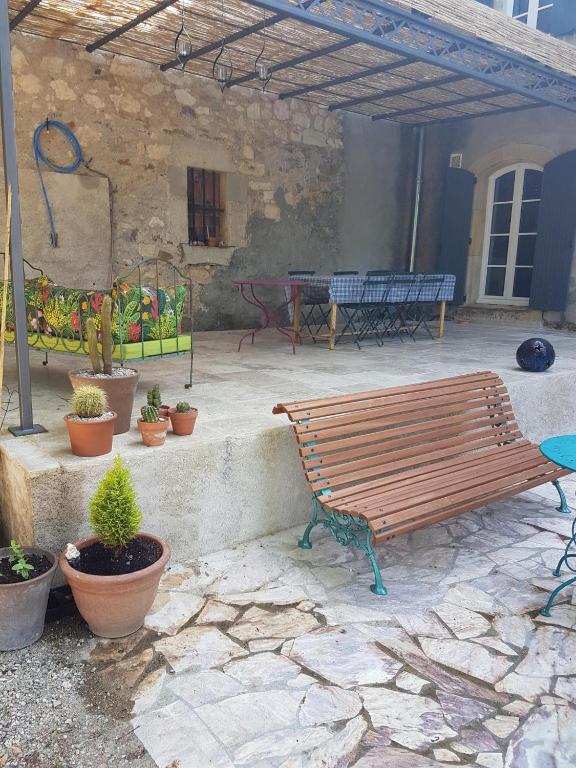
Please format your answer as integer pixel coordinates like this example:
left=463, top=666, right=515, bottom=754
left=69, top=368, right=139, bottom=435
left=137, top=418, right=168, bottom=447
left=169, top=408, right=198, bottom=436
left=59, top=534, right=170, bottom=638
left=64, top=412, right=117, bottom=457
left=0, top=547, right=57, bottom=651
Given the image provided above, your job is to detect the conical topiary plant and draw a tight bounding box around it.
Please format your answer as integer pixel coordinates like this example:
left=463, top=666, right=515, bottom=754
left=89, top=456, right=141, bottom=548
left=59, top=455, right=170, bottom=638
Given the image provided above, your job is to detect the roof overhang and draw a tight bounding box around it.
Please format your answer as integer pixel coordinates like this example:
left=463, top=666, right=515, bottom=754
left=8, top=0, right=576, bottom=125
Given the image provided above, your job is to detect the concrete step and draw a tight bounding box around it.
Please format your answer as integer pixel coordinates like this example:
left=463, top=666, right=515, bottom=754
left=454, top=304, right=543, bottom=327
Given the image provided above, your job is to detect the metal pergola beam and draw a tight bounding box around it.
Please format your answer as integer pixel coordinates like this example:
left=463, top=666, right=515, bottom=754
left=160, top=0, right=319, bottom=72
left=278, top=56, right=415, bottom=100
left=0, top=0, right=44, bottom=435
left=9, top=0, right=42, bottom=30
left=329, top=73, right=463, bottom=112
left=372, top=88, right=513, bottom=120
left=229, top=39, right=353, bottom=88
left=417, top=101, right=544, bottom=127
left=244, top=0, right=576, bottom=113
left=86, top=0, right=178, bottom=53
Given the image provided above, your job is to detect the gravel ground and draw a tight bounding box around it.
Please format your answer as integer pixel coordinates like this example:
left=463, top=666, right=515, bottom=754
left=0, top=616, right=156, bottom=768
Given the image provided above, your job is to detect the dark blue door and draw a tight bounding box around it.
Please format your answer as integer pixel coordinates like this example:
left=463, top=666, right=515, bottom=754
left=437, top=167, right=476, bottom=306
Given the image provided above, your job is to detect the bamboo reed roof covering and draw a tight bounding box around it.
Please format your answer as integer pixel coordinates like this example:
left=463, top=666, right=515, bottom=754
left=7, top=0, right=576, bottom=125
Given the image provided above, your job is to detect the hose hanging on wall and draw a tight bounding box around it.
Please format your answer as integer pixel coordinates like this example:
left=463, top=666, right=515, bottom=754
left=33, top=119, right=83, bottom=248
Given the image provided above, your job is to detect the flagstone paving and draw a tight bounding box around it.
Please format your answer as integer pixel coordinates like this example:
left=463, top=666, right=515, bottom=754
left=89, top=483, right=576, bottom=767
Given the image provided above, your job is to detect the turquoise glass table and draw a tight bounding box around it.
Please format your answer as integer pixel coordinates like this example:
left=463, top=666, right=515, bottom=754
left=539, top=435, right=576, bottom=616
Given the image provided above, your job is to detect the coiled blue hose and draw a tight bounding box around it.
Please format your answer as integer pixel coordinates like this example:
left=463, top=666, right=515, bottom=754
left=33, top=120, right=83, bottom=247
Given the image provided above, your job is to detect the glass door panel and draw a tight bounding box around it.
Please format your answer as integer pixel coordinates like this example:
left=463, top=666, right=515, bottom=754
left=481, top=164, right=543, bottom=305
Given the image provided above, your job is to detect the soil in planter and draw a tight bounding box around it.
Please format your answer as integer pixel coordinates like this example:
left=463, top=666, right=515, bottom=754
left=70, top=537, right=162, bottom=576
left=0, top=554, right=53, bottom=585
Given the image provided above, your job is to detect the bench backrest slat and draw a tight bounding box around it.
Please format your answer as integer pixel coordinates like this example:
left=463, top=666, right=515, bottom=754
left=274, top=371, right=521, bottom=495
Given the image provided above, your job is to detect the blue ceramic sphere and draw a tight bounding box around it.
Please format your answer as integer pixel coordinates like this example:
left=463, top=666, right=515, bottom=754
left=516, top=338, right=555, bottom=372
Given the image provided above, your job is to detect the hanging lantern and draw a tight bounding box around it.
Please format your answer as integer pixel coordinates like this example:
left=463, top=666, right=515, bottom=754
left=255, top=44, right=272, bottom=91
left=174, top=2, right=193, bottom=71
left=213, top=44, right=233, bottom=92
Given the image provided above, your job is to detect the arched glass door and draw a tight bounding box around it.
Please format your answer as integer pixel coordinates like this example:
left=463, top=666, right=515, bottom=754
left=480, top=164, right=543, bottom=305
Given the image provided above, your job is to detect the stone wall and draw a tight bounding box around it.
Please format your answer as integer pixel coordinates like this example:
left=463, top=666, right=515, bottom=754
left=3, top=33, right=413, bottom=330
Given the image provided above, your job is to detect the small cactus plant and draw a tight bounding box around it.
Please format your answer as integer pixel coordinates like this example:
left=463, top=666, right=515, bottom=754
left=72, top=385, right=108, bottom=418
left=85, top=295, right=114, bottom=375
left=147, top=385, right=162, bottom=409
left=176, top=401, right=191, bottom=413
left=141, top=405, right=159, bottom=423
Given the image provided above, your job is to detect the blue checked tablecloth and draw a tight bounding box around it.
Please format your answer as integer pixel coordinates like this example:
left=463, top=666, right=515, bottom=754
left=285, top=273, right=455, bottom=322
left=290, top=273, right=455, bottom=305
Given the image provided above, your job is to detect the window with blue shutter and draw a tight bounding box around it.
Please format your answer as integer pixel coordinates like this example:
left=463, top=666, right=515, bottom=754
left=529, top=151, right=576, bottom=312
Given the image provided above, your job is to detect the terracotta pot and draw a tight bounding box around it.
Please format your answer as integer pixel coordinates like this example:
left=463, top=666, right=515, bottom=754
left=64, top=412, right=117, bottom=457
left=69, top=368, right=139, bottom=436
left=137, top=418, right=168, bottom=446
left=0, top=547, right=57, bottom=651
left=206, top=237, right=219, bottom=247
left=59, top=534, right=170, bottom=638
left=169, top=408, right=198, bottom=436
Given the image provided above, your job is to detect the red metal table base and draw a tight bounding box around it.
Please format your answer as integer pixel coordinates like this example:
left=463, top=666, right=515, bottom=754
left=235, top=280, right=302, bottom=354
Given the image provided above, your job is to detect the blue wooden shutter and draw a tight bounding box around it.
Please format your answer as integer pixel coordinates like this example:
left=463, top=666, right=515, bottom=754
left=436, top=168, right=475, bottom=306
left=529, top=151, right=576, bottom=311
left=550, top=0, right=576, bottom=36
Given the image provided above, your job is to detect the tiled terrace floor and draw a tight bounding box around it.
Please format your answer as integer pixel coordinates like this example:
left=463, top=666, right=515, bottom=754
left=3, top=320, right=576, bottom=445
left=92, top=481, right=576, bottom=768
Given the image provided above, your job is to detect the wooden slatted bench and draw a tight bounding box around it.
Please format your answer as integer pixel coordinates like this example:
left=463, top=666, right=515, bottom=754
left=273, top=371, right=570, bottom=596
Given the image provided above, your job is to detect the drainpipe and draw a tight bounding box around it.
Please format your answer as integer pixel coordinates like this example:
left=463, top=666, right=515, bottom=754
left=0, top=0, right=44, bottom=435
left=409, top=126, right=425, bottom=273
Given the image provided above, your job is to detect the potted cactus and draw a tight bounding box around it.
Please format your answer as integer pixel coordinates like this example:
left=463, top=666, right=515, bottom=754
left=59, top=457, right=170, bottom=637
left=143, top=384, right=171, bottom=420
left=64, top=385, right=117, bottom=457
left=169, top=401, right=198, bottom=436
left=68, top=295, right=139, bottom=435
left=138, top=405, right=168, bottom=447
left=0, top=540, right=57, bottom=650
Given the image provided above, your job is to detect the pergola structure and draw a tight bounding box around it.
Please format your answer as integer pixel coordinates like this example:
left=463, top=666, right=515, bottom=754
left=3, top=0, right=576, bottom=432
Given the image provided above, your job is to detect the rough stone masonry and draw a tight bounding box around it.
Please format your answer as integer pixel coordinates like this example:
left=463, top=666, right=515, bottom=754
left=3, top=33, right=414, bottom=329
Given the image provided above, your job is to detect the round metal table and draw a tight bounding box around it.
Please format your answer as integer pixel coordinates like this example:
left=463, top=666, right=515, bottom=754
left=539, top=435, right=576, bottom=616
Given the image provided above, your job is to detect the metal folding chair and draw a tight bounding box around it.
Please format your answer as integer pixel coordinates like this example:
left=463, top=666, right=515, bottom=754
left=412, top=275, right=444, bottom=339
left=386, top=275, right=422, bottom=342
left=287, top=271, right=330, bottom=342
left=359, top=276, right=398, bottom=346
left=333, top=270, right=359, bottom=276
left=335, top=276, right=392, bottom=349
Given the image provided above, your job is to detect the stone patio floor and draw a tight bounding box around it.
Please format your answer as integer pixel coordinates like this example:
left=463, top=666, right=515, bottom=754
left=90, top=480, right=576, bottom=768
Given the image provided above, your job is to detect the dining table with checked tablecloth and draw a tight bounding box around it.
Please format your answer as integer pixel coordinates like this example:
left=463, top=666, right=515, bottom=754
left=288, top=273, right=456, bottom=350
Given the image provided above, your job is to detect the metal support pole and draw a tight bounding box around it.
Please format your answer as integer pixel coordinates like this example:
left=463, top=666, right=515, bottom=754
left=409, top=126, right=425, bottom=273
left=0, top=0, right=45, bottom=435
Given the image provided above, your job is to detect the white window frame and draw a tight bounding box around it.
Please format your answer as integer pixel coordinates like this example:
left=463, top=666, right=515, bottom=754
left=503, top=0, right=554, bottom=29
left=479, top=163, right=543, bottom=306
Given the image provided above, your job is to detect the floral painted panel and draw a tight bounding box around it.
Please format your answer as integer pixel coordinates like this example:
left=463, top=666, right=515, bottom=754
left=0, top=275, right=187, bottom=344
